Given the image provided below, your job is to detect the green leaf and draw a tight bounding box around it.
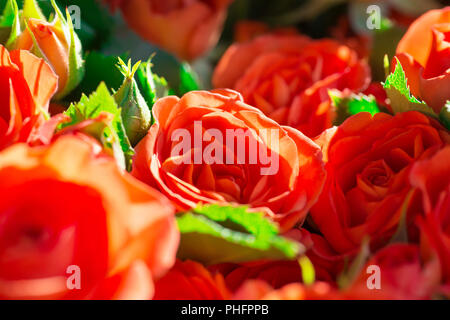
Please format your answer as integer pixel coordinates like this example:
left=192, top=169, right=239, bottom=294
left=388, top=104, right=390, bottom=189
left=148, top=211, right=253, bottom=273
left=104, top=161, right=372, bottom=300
left=177, top=204, right=303, bottom=265
left=135, top=57, right=170, bottom=110
left=62, top=82, right=134, bottom=170
left=136, top=58, right=157, bottom=108
left=383, top=58, right=437, bottom=117
left=330, top=89, right=381, bottom=125
left=0, top=0, right=16, bottom=27
left=439, top=101, right=450, bottom=130
left=178, top=62, right=200, bottom=95
left=3, top=0, right=19, bottom=48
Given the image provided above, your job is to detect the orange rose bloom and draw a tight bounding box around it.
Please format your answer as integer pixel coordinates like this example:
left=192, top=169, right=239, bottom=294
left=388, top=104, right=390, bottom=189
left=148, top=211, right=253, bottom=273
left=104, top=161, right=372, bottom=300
left=153, top=260, right=230, bottom=299
left=0, top=45, right=58, bottom=150
left=310, top=111, right=450, bottom=256
left=395, top=7, right=450, bottom=113
left=132, top=89, right=326, bottom=231
left=108, top=0, right=233, bottom=61
left=213, top=34, right=370, bottom=138
left=0, top=136, right=179, bottom=299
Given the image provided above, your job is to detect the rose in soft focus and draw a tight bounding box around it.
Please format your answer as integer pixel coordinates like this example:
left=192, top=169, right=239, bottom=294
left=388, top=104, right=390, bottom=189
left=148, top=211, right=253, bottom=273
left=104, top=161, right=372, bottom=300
left=0, top=136, right=179, bottom=299
left=235, top=243, right=440, bottom=300
left=210, top=261, right=302, bottom=292
left=107, top=0, right=233, bottom=61
left=0, top=45, right=58, bottom=150
left=411, top=146, right=450, bottom=296
left=395, top=7, right=450, bottom=113
left=310, top=111, right=450, bottom=257
left=233, top=280, right=340, bottom=300
left=132, top=89, right=326, bottom=231
left=213, top=34, right=370, bottom=138
left=348, top=244, right=441, bottom=299
left=153, top=260, right=230, bottom=299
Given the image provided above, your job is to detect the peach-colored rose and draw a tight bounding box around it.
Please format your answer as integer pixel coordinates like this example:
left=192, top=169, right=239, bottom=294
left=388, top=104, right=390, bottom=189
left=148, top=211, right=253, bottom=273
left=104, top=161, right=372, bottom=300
left=0, top=136, right=179, bottom=299
left=107, top=0, right=233, bottom=61
left=213, top=34, right=370, bottom=138
left=132, top=89, right=326, bottom=231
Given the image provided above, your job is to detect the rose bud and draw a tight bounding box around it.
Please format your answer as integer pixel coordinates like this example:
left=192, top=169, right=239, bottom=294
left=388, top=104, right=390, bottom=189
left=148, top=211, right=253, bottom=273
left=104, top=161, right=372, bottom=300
left=114, top=59, right=152, bottom=146
left=7, top=0, right=84, bottom=99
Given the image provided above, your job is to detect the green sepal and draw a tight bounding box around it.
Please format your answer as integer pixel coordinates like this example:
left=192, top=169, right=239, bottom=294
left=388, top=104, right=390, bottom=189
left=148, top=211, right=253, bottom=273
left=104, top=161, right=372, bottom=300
left=176, top=204, right=304, bottom=266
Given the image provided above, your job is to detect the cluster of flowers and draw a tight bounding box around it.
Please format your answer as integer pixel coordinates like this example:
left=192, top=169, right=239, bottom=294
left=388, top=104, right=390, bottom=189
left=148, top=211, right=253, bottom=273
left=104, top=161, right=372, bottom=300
left=0, top=0, right=449, bottom=300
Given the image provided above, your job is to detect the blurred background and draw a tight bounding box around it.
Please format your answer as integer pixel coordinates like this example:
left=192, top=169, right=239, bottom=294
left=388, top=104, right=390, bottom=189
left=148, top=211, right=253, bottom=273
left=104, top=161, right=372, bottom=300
left=1, top=0, right=446, bottom=103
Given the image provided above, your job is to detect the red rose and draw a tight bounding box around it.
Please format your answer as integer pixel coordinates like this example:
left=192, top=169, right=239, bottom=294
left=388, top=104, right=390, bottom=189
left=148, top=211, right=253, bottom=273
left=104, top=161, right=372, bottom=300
left=132, top=89, right=326, bottom=231
left=0, top=136, right=179, bottom=299
left=213, top=34, right=370, bottom=137
left=0, top=45, right=58, bottom=150
left=395, top=7, right=450, bottom=113
left=310, top=111, right=450, bottom=256
left=411, top=146, right=450, bottom=294
left=153, top=260, right=230, bottom=300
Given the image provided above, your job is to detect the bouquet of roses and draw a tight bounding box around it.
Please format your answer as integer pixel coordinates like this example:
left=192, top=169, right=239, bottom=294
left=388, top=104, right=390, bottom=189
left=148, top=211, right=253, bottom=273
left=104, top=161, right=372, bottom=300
left=0, top=0, right=448, bottom=300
